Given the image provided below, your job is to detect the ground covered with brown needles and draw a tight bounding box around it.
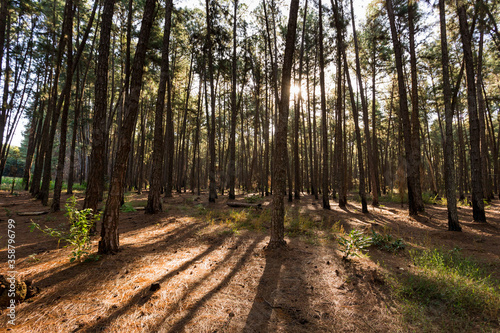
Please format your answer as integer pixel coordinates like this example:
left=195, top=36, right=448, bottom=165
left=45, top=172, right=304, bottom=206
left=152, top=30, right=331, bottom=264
left=1, top=190, right=499, bottom=332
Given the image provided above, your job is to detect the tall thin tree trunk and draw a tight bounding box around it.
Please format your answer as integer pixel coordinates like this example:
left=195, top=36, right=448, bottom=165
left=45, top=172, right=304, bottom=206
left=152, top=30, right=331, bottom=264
left=84, top=0, right=115, bottom=213
left=293, top=0, right=308, bottom=200
left=344, top=53, right=367, bottom=213
left=228, top=0, right=238, bottom=200
left=456, top=0, right=486, bottom=222
left=37, top=0, right=73, bottom=204
left=349, top=0, right=377, bottom=207
left=476, top=27, right=493, bottom=201
left=269, top=0, right=299, bottom=249
left=319, top=0, right=330, bottom=210
left=52, top=4, right=74, bottom=211
left=206, top=0, right=217, bottom=203
left=408, top=0, right=424, bottom=212
left=386, top=0, right=419, bottom=215
left=146, top=0, right=172, bottom=213
left=334, top=0, right=346, bottom=207
left=439, top=0, right=461, bottom=231
left=99, top=0, right=156, bottom=254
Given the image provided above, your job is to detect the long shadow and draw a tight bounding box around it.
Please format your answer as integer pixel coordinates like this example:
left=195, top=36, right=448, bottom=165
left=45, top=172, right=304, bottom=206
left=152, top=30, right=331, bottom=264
left=242, top=246, right=284, bottom=332
left=18, top=221, right=207, bottom=318
left=84, top=234, right=247, bottom=332
left=279, top=238, right=322, bottom=332
left=27, top=220, right=201, bottom=285
left=165, top=235, right=264, bottom=333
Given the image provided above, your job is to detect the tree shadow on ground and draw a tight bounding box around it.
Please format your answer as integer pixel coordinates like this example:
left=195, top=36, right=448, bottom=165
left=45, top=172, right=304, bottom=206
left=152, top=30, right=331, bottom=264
left=158, top=235, right=265, bottom=333
left=242, top=239, right=323, bottom=333
left=16, top=220, right=210, bottom=321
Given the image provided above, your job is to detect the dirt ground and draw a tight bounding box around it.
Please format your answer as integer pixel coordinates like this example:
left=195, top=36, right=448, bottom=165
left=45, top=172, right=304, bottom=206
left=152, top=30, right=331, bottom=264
left=0, top=190, right=499, bottom=332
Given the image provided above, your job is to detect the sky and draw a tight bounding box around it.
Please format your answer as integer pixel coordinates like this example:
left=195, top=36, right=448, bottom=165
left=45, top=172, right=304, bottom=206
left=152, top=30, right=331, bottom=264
left=10, top=0, right=369, bottom=148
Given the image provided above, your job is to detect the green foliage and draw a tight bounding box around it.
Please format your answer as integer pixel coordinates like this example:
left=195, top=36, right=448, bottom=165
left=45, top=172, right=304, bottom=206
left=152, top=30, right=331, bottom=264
left=30, top=196, right=101, bottom=262
left=285, top=208, right=315, bottom=238
left=206, top=208, right=267, bottom=232
left=371, top=230, right=406, bottom=253
left=195, top=203, right=207, bottom=215
left=120, top=202, right=136, bottom=212
left=422, top=192, right=448, bottom=206
left=0, top=177, right=24, bottom=191
left=392, top=247, right=500, bottom=330
left=1, top=146, right=24, bottom=177
left=379, top=192, right=408, bottom=204
left=422, top=192, right=439, bottom=204
left=28, top=253, right=40, bottom=263
left=337, top=229, right=372, bottom=260
left=244, top=194, right=261, bottom=204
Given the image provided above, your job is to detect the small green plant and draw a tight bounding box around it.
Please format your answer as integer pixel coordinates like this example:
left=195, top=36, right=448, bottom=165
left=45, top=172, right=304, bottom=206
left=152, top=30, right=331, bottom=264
left=120, top=202, right=136, bottom=212
left=331, top=220, right=345, bottom=234
left=195, top=203, right=206, bottom=216
left=28, top=253, right=40, bottom=263
left=371, top=230, right=406, bottom=253
left=337, top=229, right=372, bottom=260
left=422, top=192, right=440, bottom=205
left=30, top=196, right=101, bottom=262
left=3, top=207, right=12, bottom=218
left=285, top=208, right=315, bottom=237
left=244, top=194, right=261, bottom=204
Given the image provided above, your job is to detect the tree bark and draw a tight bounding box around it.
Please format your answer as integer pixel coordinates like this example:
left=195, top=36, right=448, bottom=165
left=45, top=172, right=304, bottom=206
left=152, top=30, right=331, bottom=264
left=84, top=0, right=116, bottom=213
left=99, top=0, right=156, bottom=254
left=52, top=4, right=74, bottom=212
left=344, top=53, right=368, bottom=213
left=146, top=0, right=172, bottom=214
left=319, top=0, right=330, bottom=210
left=229, top=0, right=238, bottom=200
left=439, top=0, right=461, bottom=231
left=206, top=0, right=217, bottom=203
left=456, top=0, right=486, bottom=222
left=350, top=0, right=377, bottom=207
left=269, top=0, right=299, bottom=249
left=386, top=0, right=419, bottom=215
left=408, top=0, right=424, bottom=212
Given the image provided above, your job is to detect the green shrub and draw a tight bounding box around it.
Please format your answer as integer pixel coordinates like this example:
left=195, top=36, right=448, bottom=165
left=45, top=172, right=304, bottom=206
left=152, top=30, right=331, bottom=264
left=0, top=177, right=24, bottom=191
left=285, top=208, right=315, bottom=237
left=371, top=230, right=405, bottom=253
left=30, top=196, right=101, bottom=262
left=120, top=202, right=136, bottom=212
left=244, top=194, right=261, bottom=204
left=337, top=229, right=371, bottom=260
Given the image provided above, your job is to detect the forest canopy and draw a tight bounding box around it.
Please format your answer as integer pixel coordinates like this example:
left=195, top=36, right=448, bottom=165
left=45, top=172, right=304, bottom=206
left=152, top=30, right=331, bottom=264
left=0, top=0, right=499, bottom=251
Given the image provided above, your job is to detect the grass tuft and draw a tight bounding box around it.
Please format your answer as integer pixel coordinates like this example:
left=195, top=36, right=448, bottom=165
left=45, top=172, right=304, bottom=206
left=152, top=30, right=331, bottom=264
left=391, top=247, right=500, bottom=331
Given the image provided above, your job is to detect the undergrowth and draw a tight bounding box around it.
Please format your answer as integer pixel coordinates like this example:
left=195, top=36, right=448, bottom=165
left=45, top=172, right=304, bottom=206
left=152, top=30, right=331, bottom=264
left=0, top=177, right=87, bottom=192
left=30, top=196, right=101, bottom=262
left=120, top=202, right=136, bottom=212
left=390, top=247, right=500, bottom=331
left=206, top=208, right=267, bottom=233
left=371, top=230, right=405, bottom=253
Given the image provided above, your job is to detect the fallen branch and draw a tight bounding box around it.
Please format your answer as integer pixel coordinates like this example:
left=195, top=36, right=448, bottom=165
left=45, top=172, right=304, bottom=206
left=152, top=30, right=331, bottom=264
left=17, top=211, right=49, bottom=216
left=227, top=202, right=262, bottom=209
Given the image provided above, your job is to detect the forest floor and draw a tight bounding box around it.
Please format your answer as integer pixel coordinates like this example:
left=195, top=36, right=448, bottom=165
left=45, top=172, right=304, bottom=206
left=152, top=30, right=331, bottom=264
left=0, top=189, right=499, bottom=332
